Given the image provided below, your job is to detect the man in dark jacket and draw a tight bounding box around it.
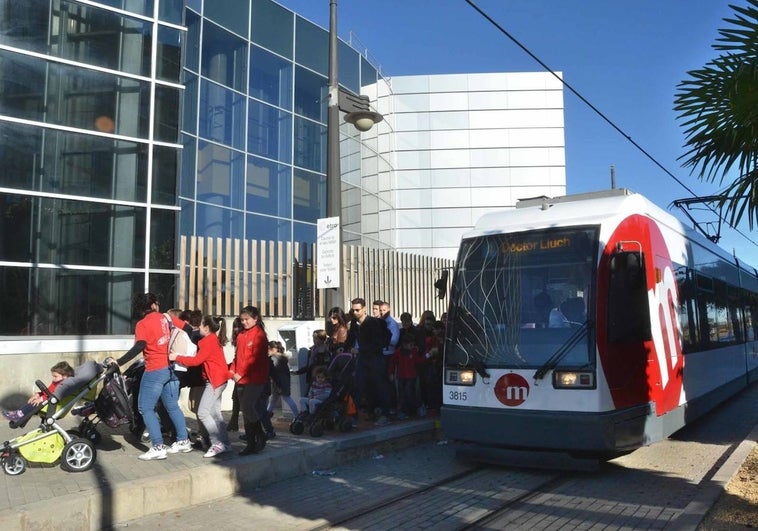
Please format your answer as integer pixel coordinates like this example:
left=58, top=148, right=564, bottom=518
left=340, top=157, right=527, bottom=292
left=346, top=298, right=391, bottom=425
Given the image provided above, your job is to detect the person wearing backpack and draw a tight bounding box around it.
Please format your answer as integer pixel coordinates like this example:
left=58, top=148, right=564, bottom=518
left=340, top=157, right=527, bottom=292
left=345, top=298, right=392, bottom=426
left=132, top=293, right=193, bottom=461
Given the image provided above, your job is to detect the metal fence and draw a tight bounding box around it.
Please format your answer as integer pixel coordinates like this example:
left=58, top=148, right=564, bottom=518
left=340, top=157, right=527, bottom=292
left=177, top=235, right=454, bottom=320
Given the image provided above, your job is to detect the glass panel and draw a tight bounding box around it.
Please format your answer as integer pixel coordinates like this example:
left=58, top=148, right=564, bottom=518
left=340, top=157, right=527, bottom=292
left=152, top=145, right=179, bottom=206
left=245, top=212, right=290, bottom=242
left=157, top=25, right=182, bottom=82
left=182, top=72, right=199, bottom=133
left=0, top=0, right=49, bottom=53
left=249, top=45, right=293, bottom=110
left=251, top=0, right=293, bottom=57
left=446, top=227, right=597, bottom=369
left=293, top=117, right=325, bottom=173
left=196, top=203, right=243, bottom=240
left=41, top=0, right=152, bottom=76
left=293, top=221, right=316, bottom=245
left=201, top=21, right=247, bottom=92
left=248, top=99, right=292, bottom=163
left=150, top=207, right=176, bottom=269
left=197, top=140, right=244, bottom=209
left=361, top=56, right=377, bottom=88
left=0, top=192, right=147, bottom=268
left=205, top=0, right=249, bottom=38
left=199, top=79, right=246, bottom=150
left=158, top=0, right=182, bottom=24
left=295, top=17, right=327, bottom=75
left=0, top=265, right=144, bottom=336
left=87, top=1, right=154, bottom=17
left=179, top=198, right=195, bottom=236
left=246, top=155, right=291, bottom=217
left=292, top=167, right=325, bottom=223
left=294, top=66, right=326, bottom=122
left=185, top=10, right=201, bottom=73
left=338, top=40, right=359, bottom=95
left=0, top=50, right=150, bottom=138
left=180, top=134, right=197, bottom=198
left=0, top=121, right=148, bottom=202
left=154, top=85, right=180, bottom=143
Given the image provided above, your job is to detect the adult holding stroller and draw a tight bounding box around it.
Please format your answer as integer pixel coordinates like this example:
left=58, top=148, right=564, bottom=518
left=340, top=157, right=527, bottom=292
left=229, top=305, right=269, bottom=456
left=132, top=293, right=192, bottom=461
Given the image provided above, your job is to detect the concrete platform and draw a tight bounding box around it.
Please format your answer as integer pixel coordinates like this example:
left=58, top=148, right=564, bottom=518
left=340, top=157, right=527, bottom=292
left=0, top=413, right=439, bottom=531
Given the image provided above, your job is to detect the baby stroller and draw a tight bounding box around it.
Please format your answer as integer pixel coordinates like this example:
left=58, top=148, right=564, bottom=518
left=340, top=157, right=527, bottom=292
left=289, top=350, right=356, bottom=437
left=0, top=342, right=144, bottom=476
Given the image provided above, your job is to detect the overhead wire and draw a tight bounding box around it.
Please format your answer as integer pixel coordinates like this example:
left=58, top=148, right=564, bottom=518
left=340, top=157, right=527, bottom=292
left=465, top=0, right=758, bottom=249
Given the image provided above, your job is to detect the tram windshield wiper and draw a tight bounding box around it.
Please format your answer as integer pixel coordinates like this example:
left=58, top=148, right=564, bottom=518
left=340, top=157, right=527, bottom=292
left=533, top=321, right=589, bottom=380
left=467, top=356, right=490, bottom=379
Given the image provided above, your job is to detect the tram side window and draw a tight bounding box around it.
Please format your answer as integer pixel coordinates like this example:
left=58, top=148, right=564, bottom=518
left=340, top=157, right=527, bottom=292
left=728, top=285, right=743, bottom=343
left=607, top=251, right=651, bottom=342
left=713, top=279, right=737, bottom=344
left=745, top=297, right=758, bottom=342
left=675, top=264, right=699, bottom=353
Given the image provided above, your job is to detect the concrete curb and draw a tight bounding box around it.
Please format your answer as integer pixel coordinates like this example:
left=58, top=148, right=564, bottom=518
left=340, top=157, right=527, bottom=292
left=0, top=420, right=438, bottom=531
left=668, top=422, right=758, bottom=530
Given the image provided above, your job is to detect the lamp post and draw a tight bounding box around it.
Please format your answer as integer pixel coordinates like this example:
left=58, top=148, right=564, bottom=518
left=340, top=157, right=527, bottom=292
left=322, top=0, right=382, bottom=314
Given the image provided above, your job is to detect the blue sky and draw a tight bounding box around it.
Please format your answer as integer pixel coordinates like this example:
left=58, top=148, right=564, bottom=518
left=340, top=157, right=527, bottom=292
left=277, top=1, right=756, bottom=265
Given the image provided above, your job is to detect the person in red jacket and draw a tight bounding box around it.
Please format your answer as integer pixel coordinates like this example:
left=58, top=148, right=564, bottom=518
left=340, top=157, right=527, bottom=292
left=228, top=305, right=269, bottom=455
left=170, top=315, right=232, bottom=458
left=388, top=334, right=425, bottom=420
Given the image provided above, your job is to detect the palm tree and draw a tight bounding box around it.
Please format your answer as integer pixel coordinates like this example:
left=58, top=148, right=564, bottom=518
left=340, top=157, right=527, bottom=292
left=674, top=0, right=758, bottom=228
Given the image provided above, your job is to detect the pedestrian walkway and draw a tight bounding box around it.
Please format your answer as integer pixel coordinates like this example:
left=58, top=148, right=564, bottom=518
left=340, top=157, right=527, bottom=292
left=0, top=413, right=438, bottom=530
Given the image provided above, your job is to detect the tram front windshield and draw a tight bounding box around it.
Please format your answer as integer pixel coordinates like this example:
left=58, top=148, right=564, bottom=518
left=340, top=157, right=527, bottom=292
left=445, top=227, right=598, bottom=370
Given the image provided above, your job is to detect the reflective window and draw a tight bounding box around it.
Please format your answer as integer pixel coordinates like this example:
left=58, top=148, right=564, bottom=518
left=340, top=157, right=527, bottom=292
left=0, top=122, right=148, bottom=202
left=295, top=17, right=327, bottom=75
left=157, top=25, right=182, bottom=82
left=0, top=266, right=144, bottom=335
left=158, top=0, right=183, bottom=24
left=155, top=85, right=180, bottom=143
left=0, top=0, right=50, bottom=54
left=150, top=207, right=176, bottom=269
left=246, top=212, right=290, bottom=242
left=294, top=66, right=327, bottom=122
left=182, top=72, right=199, bottom=133
left=199, top=79, right=246, bottom=150
left=201, top=21, right=247, bottom=92
left=251, top=0, right=293, bottom=57
left=197, top=203, right=244, bottom=240
left=361, top=56, right=377, bottom=88
left=180, top=198, right=195, bottom=236
left=89, top=1, right=154, bottom=18
left=248, top=99, right=292, bottom=163
left=185, top=10, right=201, bottom=73
left=152, top=146, right=179, bottom=206
left=249, top=45, right=293, bottom=110
left=206, top=0, right=249, bottom=38
left=180, top=134, right=197, bottom=198
left=0, top=192, right=147, bottom=268
left=293, top=167, right=325, bottom=223
left=293, top=221, right=316, bottom=245
left=0, top=50, right=150, bottom=138
left=293, top=117, right=326, bottom=173
left=338, top=40, right=359, bottom=95
left=247, top=155, right=291, bottom=217
left=197, top=141, right=244, bottom=209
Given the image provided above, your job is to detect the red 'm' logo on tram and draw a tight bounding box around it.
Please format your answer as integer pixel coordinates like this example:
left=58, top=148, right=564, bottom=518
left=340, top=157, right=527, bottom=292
left=494, top=373, right=530, bottom=406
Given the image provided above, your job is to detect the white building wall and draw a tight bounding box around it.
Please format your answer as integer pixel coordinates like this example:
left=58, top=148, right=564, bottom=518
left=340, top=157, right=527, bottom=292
left=388, top=72, right=566, bottom=260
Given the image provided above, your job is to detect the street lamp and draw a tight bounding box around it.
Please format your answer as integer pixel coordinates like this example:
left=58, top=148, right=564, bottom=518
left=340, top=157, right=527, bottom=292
left=321, top=0, right=383, bottom=314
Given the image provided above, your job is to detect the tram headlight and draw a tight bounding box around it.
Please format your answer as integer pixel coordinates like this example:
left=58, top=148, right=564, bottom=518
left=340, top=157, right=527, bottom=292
left=553, top=370, right=595, bottom=389
left=445, top=369, right=476, bottom=386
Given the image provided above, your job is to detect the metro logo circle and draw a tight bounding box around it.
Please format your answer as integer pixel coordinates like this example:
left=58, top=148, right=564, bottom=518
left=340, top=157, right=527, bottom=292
left=494, top=373, right=530, bottom=406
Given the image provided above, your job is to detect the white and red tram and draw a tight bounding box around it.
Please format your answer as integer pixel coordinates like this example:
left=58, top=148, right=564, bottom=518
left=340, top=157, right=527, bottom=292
left=441, top=189, right=758, bottom=463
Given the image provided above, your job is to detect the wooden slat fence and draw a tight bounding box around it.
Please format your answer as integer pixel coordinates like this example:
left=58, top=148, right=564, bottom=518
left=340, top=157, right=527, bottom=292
left=178, top=235, right=454, bottom=321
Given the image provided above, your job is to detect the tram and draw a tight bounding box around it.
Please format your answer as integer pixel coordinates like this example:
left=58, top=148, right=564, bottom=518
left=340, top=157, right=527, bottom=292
left=441, top=189, right=758, bottom=465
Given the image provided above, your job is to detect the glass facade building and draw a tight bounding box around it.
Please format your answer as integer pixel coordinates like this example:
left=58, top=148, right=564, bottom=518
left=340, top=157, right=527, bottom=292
left=0, top=0, right=562, bottom=338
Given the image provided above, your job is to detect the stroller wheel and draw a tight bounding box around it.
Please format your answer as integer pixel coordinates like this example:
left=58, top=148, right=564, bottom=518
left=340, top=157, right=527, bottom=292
left=338, top=418, right=353, bottom=432
left=290, top=420, right=304, bottom=435
left=60, top=438, right=96, bottom=473
left=309, top=422, right=325, bottom=438
left=2, top=453, right=26, bottom=476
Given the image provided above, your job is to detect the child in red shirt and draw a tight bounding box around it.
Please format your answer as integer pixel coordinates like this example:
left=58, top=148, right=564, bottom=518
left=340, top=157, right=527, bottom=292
left=3, top=361, right=75, bottom=421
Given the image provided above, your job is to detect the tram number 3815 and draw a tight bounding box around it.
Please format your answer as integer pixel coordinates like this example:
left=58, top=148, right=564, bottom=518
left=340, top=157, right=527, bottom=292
left=448, top=390, right=468, bottom=402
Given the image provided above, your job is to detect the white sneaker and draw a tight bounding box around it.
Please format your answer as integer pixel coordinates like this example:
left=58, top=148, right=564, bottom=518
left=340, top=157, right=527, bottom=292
left=167, top=439, right=193, bottom=454
left=203, top=443, right=229, bottom=458
left=138, top=445, right=168, bottom=461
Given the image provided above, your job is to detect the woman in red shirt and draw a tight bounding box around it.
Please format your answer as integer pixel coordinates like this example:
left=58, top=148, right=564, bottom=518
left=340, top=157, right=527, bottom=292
left=170, top=315, right=232, bottom=458
left=133, top=293, right=191, bottom=461
left=229, top=305, right=269, bottom=455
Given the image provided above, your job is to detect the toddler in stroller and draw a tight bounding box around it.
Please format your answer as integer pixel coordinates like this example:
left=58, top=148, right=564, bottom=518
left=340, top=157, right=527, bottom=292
left=289, top=350, right=356, bottom=437
left=0, top=342, right=144, bottom=476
